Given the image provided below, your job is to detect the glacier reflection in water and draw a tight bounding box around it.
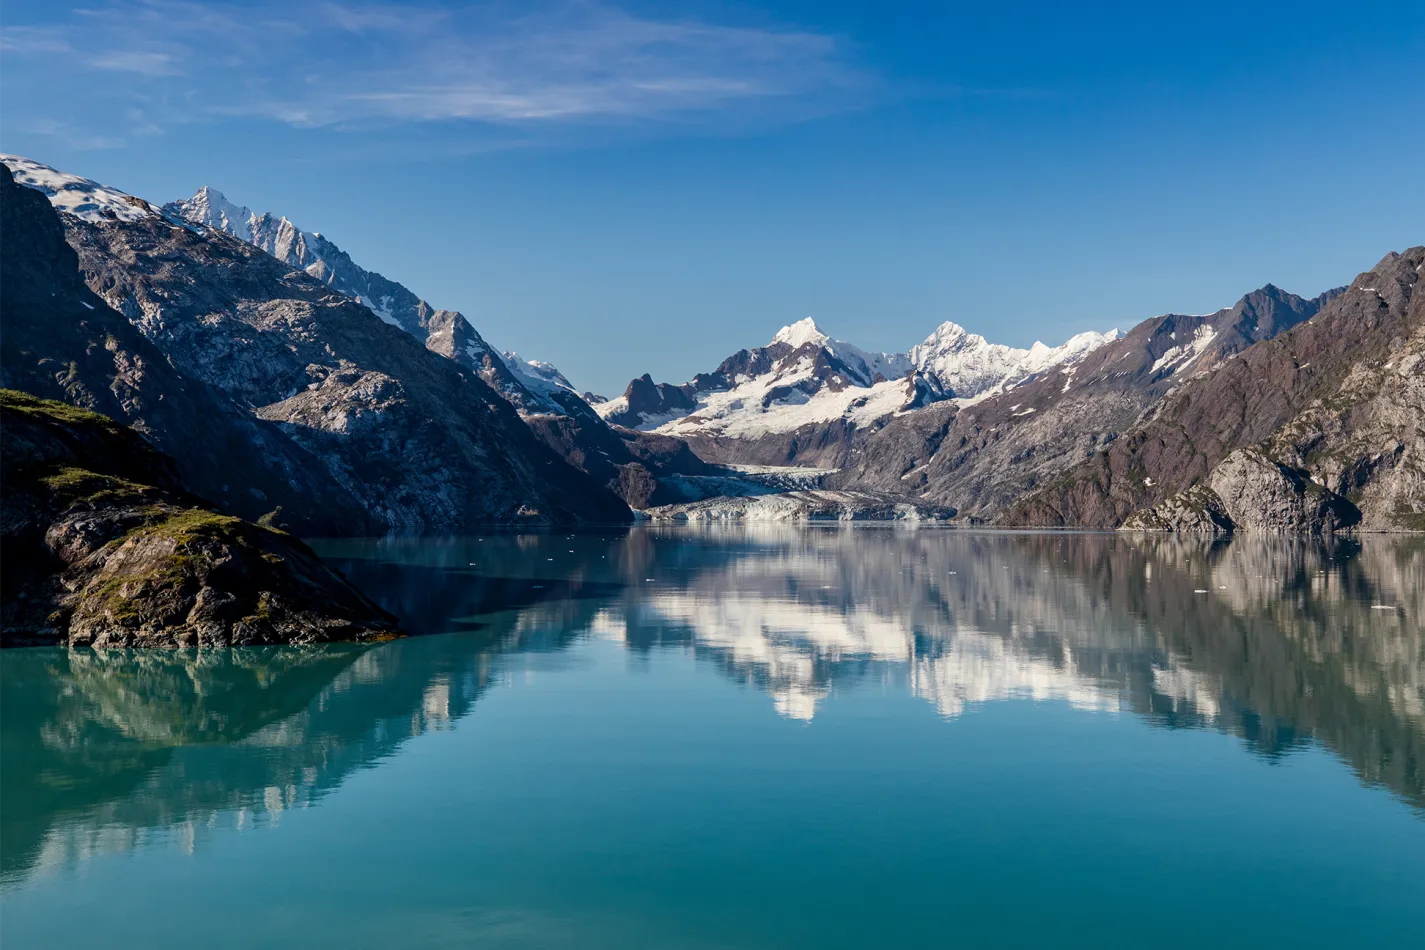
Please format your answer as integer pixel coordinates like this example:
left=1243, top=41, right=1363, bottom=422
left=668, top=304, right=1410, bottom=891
left=322, top=527, right=1423, bottom=752
left=2, top=528, right=1423, bottom=948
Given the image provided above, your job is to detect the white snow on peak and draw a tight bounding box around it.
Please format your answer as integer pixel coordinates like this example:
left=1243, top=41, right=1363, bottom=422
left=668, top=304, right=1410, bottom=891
left=771, top=317, right=832, bottom=349
left=773, top=318, right=912, bottom=385
left=909, top=321, right=1029, bottom=398
left=993, top=328, right=1121, bottom=393
left=1, top=154, right=159, bottom=223
left=911, top=322, right=1119, bottom=401
left=172, top=186, right=257, bottom=242
left=500, top=350, right=581, bottom=402
left=505, top=352, right=577, bottom=391
left=639, top=316, right=1120, bottom=439
left=916, top=320, right=978, bottom=350
left=168, top=186, right=328, bottom=281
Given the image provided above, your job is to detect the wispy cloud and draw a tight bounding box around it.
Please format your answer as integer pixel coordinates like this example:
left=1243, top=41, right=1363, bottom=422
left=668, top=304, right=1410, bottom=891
left=87, top=50, right=182, bottom=76
left=0, top=0, right=866, bottom=147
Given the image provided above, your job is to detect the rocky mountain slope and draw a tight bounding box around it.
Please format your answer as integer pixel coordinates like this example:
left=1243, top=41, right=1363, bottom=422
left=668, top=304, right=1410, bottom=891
left=161, top=178, right=703, bottom=508
left=162, top=186, right=563, bottom=409
left=831, top=283, right=1344, bottom=520
left=1, top=162, right=376, bottom=534
left=1004, top=247, right=1423, bottom=532
left=2, top=158, right=630, bottom=527
left=0, top=390, right=400, bottom=647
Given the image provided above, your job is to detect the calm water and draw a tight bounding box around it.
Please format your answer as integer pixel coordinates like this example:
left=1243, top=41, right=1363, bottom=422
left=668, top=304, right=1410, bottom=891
left=3, top=528, right=1423, bottom=948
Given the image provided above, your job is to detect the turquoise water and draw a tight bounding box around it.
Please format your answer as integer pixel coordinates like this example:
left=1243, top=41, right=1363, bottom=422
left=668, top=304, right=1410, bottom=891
left=3, top=529, right=1423, bottom=948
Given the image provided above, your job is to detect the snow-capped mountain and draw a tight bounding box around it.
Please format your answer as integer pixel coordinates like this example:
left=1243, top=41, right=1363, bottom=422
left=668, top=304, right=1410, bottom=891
left=907, top=321, right=1024, bottom=396
left=596, top=318, right=915, bottom=434
left=908, top=323, right=1120, bottom=402
left=598, top=316, right=1119, bottom=441
left=771, top=317, right=913, bottom=384
left=163, top=185, right=582, bottom=418
left=0, top=154, right=161, bottom=223
left=501, top=351, right=581, bottom=401
left=1, top=156, right=632, bottom=529
left=3, top=154, right=712, bottom=512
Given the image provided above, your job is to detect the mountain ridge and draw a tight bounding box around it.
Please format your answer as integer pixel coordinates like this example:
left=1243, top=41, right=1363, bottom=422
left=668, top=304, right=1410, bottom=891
left=1002, top=248, right=1423, bottom=532
left=158, top=176, right=711, bottom=508
left=597, top=316, right=1121, bottom=439
left=2, top=158, right=632, bottom=528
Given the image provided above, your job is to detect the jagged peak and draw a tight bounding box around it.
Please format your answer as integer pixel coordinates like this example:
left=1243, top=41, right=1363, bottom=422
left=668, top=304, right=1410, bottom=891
left=181, top=184, right=241, bottom=211
left=916, top=320, right=990, bottom=352
left=771, top=317, right=831, bottom=349
left=170, top=185, right=256, bottom=241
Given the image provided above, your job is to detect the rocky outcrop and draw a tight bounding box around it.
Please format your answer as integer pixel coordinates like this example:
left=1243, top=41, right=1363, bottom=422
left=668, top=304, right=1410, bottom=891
left=0, top=390, right=401, bottom=647
left=599, top=373, right=699, bottom=429
left=1122, top=450, right=1360, bottom=534
left=1121, top=484, right=1234, bottom=533
left=1207, top=449, right=1359, bottom=533
left=1005, top=248, right=1422, bottom=530
left=1257, top=337, right=1425, bottom=532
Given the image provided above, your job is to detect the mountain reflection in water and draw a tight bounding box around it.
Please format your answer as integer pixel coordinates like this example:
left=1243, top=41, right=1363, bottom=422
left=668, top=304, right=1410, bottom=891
left=3, top=528, right=1421, bottom=888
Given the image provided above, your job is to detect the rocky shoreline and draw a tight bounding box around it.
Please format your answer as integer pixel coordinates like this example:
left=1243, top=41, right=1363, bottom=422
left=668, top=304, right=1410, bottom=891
left=1, top=390, right=401, bottom=648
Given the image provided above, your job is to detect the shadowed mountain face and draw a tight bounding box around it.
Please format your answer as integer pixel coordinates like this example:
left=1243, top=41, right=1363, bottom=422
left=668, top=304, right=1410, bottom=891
left=0, top=162, right=630, bottom=529
left=0, top=165, right=370, bottom=535
left=5, top=529, right=1419, bottom=888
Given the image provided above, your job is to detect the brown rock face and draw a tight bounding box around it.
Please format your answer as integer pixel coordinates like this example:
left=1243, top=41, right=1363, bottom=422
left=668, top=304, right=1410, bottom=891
left=1004, top=247, right=1423, bottom=531
left=831, top=285, right=1339, bottom=520
left=1, top=390, right=400, bottom=648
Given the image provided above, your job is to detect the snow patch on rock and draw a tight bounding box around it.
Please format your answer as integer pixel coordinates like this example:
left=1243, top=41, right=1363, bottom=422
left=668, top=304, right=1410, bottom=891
left=2, top=154, right=159, bottom=223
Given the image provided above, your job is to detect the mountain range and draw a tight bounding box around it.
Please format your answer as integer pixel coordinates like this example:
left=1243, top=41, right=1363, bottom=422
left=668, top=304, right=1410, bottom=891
left=596, top=317, right=1120, bottom=436
left=0, top=156, right=631, bottom=532
left=3, top=153, right=1421, bottom=539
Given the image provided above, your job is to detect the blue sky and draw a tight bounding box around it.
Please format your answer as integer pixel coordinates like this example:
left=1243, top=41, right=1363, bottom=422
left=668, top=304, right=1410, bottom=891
left=2, top=1, right=1421, bottom=396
